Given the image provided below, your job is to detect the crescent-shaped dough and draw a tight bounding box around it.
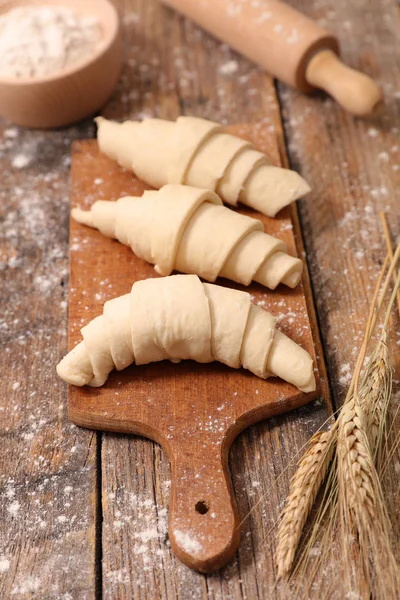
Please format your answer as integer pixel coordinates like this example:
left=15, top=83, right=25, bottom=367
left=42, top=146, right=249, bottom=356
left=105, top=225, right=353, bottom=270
left=130, top=275, right=213, bottom=366
left=57, top=275, right=316, bottom=393
left=72, top=185, right=303, bottom=290
left=95, top=116, right=311, bottom=218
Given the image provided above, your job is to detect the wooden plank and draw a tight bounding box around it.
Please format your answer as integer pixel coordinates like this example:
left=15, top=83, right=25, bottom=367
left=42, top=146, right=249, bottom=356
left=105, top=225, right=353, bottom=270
left=99, top=0, right=332, bottom=597
left=0, top=125, right=98, bottom=598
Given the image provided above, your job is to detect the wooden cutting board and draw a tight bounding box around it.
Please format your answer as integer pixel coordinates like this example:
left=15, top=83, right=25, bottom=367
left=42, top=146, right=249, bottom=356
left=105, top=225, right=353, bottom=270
left=67, top=124, right=322, bottom=573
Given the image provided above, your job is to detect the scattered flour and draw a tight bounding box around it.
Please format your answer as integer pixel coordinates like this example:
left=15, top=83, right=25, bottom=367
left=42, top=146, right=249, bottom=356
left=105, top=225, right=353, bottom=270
left=135, top=528, right=158, bottom=543
left=4, top=127, right=18, bottom=139
left=219, top=60, right=239, bottom=76
left=227, top=2, right=242, bottom=17
left=286, top=29, right=301, bottom=44
left=105, top=568, right=130, bottom=585
left=367, top=127, right=379, bottom=138
left=123, top=12, right=140, bottom=26
left=174, top=530, right=202, bottom=554
left=11, top=576, right=41, bottom=595
left=7, top=501, right=20, bottom=516
left=257, top=11, right=272, bottom=23
left=0, top=557, right=10, bottom=574
left=339, top=363, right=352, bottom=387
left=5, top=485, right=15, bottom=499
left=378, top=151, right=389, bottom=162
left=12, top=153, right=31, bottom=169
left=57, top=515, right=67, bottom=523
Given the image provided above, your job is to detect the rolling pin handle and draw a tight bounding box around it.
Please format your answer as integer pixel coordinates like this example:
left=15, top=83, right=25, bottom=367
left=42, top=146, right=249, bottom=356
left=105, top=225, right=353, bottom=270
left=305, top=49, right=383, bottom=116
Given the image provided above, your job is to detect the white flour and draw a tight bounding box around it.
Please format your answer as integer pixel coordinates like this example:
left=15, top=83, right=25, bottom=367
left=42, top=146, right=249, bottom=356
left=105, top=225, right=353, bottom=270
left=0, top=6, right=103, bottom=78
left=173, top=530, right=203, bottom=554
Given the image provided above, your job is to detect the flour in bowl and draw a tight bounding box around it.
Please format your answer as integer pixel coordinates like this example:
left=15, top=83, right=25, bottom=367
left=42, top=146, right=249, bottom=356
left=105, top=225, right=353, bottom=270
left=0, top=6, right=104, bottom=78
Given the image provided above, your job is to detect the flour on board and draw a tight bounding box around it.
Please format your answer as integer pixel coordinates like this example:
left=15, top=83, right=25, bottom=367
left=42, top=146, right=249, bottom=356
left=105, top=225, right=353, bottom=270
left=174, top=530, right=203, bottom=554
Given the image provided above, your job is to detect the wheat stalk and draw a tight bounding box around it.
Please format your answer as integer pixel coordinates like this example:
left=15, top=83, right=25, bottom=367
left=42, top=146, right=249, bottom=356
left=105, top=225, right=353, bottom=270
left=337, top=389, right=400, bottom=598
left=276, top=426, right=337, bottom=579
left=275, top=238, right=400, bottom=596
left=275, top=250, right=392, bottom=584
left=332, top=264, right=400, bottom=598
left=355, top=214, right=398, bottom=465
left=336, top=264, right=400, bottom=598
left=380, top=212, right=400, bottom=316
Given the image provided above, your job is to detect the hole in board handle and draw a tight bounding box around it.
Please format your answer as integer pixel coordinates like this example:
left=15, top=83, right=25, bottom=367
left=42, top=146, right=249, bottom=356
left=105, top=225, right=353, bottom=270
left=195, top=500, right=209, bottom=515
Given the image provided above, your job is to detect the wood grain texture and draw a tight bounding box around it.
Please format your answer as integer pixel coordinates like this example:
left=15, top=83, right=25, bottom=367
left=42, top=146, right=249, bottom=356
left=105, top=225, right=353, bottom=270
left=0, top=124, right=99, bottom=598
left=67, top=130, right=320, bottom=572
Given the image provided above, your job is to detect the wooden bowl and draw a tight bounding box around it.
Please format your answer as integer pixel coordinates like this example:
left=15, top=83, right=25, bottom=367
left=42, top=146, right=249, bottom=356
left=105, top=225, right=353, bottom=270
left=0, top=0, right=122, bottom=129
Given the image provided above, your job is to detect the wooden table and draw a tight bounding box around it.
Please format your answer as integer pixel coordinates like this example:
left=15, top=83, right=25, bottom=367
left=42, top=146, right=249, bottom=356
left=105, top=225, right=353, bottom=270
left=0, top=1, right=399, bottom=598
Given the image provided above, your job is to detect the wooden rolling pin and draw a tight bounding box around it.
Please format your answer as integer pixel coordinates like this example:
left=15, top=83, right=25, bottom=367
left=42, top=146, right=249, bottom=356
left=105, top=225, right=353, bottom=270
left=161, top=0, right=382, bottom=116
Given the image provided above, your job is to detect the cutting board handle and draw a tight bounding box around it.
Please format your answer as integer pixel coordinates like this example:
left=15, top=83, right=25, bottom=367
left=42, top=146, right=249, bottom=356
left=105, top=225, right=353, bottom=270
left=168, top=437, right=241, bottom=572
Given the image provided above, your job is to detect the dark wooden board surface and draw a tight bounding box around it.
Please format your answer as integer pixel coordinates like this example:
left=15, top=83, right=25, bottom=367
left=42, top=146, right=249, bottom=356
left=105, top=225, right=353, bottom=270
left=0, top=0, right=398, bottom=597
left=67, top=129, right=321, bottom=572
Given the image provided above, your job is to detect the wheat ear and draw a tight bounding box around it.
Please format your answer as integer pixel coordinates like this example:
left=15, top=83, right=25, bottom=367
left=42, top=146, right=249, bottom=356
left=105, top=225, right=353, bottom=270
left=337, top=398, right=375, bottom=516
left=337, top=381, right=400, bottom=598
left=275, top=251, right=391, bottom=583
left=276, top=426, right=336, bottom=579
left=357, top=332, right=392, bottom=464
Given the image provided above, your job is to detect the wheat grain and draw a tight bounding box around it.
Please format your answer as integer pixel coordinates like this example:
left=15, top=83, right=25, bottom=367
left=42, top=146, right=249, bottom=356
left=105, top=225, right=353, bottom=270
left=337, top=391, right=400, bottom=598
left=357, top=332, right=392, bottom=464
left=275, top=244, right=400, bottom=595
left=276, top=426, right=336, bottom=579
left=337, top=396, right=375, bottom=515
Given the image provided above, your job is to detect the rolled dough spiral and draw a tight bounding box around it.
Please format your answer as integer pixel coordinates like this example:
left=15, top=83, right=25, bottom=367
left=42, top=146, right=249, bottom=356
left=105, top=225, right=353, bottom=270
left=57, top=274, right=316, bottom=393
left=95, top=116, right=311, bottom=218
left=72, top=184, right=303, bottom=290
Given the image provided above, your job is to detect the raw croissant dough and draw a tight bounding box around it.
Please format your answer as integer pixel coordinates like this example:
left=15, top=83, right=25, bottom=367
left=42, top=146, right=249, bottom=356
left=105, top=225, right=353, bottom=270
left=72, top=184, right=303, bottom=290
left=57, top=274, right=316, bottom=393
left=96, top=116, right=311, bottom=218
